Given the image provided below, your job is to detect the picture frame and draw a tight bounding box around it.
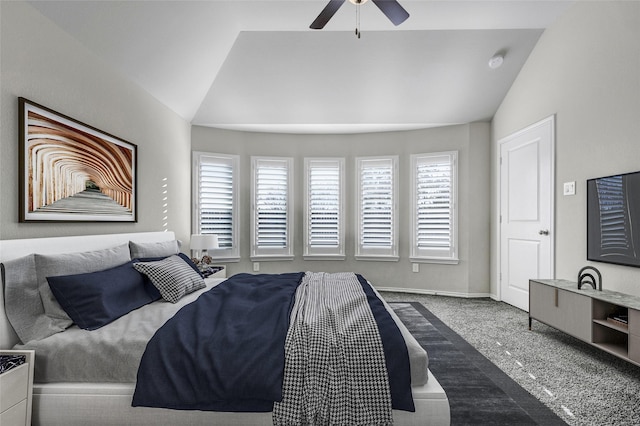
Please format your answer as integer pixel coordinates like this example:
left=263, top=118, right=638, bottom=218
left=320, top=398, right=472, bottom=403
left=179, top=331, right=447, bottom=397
left=18, top=97, right=137, bottom=222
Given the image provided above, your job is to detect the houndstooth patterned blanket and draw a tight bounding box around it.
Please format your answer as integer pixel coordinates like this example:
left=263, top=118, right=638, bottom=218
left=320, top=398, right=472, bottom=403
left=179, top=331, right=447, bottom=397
left=273, top=272, right=393, bottom=426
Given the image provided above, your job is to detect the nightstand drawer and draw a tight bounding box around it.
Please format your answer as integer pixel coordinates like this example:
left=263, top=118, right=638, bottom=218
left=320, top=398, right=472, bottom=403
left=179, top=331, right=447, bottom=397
left=0, top=363, right=28, bottom=412
left=0, top=399, right=27, bottom=426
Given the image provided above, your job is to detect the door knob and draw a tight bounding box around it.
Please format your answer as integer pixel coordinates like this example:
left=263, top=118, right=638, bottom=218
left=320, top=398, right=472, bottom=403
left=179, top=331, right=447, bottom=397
left=539, top=229, right=549, bottom=235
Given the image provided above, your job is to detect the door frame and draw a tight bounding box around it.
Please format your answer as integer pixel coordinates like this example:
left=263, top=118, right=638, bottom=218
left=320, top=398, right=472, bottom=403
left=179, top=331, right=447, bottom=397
left=496, top=115, right=556, bottom=308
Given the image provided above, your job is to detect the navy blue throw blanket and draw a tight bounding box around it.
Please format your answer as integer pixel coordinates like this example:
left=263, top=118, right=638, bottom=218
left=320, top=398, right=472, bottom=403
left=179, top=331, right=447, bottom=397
left=132, top=272, right=414, bottom=412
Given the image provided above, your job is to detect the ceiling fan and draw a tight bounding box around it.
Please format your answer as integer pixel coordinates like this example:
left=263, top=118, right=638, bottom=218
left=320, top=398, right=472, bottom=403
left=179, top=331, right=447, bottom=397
left=310, top=0, right=410, bottom=31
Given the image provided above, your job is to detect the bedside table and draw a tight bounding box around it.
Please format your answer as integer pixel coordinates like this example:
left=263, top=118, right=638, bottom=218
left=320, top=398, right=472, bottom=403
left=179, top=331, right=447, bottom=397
left=201, top=265, right=226, bottom=278
left=0, top=350, right=34, bottom=426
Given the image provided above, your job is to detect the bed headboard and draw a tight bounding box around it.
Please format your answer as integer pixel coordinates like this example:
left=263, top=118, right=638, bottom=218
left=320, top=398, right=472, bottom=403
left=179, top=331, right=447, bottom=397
left=0, top=231, right=176, bottom=349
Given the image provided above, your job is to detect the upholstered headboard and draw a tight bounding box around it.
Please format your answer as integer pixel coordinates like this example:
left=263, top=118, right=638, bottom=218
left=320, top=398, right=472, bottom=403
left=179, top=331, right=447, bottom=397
left=0, top=231, right=176, bottom=349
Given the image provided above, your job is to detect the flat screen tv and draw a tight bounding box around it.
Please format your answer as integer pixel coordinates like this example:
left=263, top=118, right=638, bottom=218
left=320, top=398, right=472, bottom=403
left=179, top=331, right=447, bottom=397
left=587, top=171, right=640, bottom=268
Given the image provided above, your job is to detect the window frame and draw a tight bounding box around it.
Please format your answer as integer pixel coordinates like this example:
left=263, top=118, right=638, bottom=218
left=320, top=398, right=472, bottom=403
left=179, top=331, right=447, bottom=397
left=303, top=157, right=346, bottom=260
left=192, top=152, right=240, bottom=262
left=410, top=150, right=459, bottom=264
left=250, top=156, right=294, bottom=261
left=355, top=155, right=399, bottom=261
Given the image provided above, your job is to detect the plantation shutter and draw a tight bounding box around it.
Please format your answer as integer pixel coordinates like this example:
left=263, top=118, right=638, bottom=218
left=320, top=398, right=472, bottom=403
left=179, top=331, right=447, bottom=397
left=411, top=151, right=458, bottom=263
left=356, top=157, right=398, bottom=260
left=252, top=157, right=294, bottom=259
left=193, top=153, right=239, bottom=261
left=198, top=157, right=233, bottom=248
left=304, top=158, right=344, bottom=258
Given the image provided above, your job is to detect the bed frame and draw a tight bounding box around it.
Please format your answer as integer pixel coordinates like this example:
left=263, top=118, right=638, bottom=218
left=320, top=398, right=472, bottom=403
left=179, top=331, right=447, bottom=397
left=0, top=232, right=450, bottom=425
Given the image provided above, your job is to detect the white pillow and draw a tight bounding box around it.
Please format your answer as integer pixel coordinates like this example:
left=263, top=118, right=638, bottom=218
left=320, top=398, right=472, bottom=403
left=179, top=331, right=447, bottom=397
left=129, top=240, right=180, bottom=259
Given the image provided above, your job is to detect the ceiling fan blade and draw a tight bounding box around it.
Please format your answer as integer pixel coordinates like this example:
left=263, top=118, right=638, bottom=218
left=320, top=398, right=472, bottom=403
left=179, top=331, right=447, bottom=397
left=372, top=0, right=410, bottom=26
left=310, top=0, right=346, bottom=29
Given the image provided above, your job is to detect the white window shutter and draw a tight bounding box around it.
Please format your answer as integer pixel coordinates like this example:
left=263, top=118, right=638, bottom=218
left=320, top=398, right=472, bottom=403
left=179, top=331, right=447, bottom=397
left=355, top=156, right=398, bottom=260
left=192, top=153, right=239, bottom=261
left=251, top=157, right=294, bottom=260
left=304, top=158, right=345, bottom=259
left=411, top=151, right=458, bottom=263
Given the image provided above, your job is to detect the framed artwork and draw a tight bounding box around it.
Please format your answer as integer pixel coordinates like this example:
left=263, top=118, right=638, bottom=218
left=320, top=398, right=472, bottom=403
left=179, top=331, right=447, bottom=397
left=19, top=97, right=137, bottom=222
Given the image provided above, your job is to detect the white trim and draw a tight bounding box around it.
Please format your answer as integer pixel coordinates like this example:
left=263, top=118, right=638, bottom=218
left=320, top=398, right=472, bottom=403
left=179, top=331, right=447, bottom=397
left=354, top=255, right=399, bottom=262
left=409, top=257, right=459, bottom=265
left=375, top=286, right=493, bottom=299
left=249, top=255, right=295, bottom=262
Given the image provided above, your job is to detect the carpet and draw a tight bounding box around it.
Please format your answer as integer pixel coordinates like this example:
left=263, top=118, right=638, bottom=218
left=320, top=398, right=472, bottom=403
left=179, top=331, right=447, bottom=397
left=390, top=302, right=566, bottom=425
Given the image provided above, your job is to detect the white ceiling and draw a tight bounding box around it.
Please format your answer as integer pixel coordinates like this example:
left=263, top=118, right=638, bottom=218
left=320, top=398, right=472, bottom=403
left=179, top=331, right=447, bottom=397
left=28, top=0, right=574, bottom=134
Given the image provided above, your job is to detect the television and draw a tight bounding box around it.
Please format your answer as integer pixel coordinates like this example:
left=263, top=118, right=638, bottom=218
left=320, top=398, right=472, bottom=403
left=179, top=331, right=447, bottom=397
left=587, top=170, right=640, bottom=268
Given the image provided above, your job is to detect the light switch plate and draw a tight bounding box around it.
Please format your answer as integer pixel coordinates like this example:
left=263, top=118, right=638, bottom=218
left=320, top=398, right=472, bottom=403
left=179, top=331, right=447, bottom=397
left=563, top=181, right=576, bottom=196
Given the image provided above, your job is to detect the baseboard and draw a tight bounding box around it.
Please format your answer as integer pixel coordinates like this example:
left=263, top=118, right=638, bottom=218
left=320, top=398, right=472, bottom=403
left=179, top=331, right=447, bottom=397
left=376, top=287, right=493, bottom=299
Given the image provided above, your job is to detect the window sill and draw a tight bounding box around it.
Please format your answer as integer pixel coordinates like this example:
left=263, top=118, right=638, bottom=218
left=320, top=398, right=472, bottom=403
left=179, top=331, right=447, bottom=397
left=410, top=257, right=459, bottom=265
left=354, top=256, right=399, bottom=262
left=208, top=256, right=240, bottom=263
left=250, top=255, right=294, bottom=262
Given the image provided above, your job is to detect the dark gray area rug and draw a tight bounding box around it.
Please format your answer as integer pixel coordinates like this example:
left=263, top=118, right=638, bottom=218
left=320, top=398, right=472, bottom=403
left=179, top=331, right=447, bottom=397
left=390, top=302, right=566, bottom=425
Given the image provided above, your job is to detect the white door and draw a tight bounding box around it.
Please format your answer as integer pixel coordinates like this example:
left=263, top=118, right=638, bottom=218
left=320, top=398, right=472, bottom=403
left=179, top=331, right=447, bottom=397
left=499, top=116, right=554, bottom=312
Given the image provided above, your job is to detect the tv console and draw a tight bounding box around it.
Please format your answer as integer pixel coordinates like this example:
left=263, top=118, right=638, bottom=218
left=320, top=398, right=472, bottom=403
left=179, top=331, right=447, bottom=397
left=529, top=279, right=640, bottom=367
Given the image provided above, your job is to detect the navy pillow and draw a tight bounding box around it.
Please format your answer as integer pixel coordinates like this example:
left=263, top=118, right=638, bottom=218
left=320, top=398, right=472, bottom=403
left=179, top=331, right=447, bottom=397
left=133, top=253, right=202, bottom=301
left=47, top=261, right=155, bottom=330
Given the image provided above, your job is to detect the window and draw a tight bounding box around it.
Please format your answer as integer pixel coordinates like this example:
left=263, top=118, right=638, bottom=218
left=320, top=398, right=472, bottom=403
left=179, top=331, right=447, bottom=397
left=355, top=156, right=399, bottom=261
left=251, top=157, right=294, bottom=260
left=411, top=151, right=458, bottom=264
left=304, top=158, right=345, bottom=260
left=192, top=152, right=239, bottom=261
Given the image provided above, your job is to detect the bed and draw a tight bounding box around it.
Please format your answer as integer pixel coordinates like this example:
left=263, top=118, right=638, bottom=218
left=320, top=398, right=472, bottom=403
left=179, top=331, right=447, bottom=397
left=0, top=231, right=450, bottom=425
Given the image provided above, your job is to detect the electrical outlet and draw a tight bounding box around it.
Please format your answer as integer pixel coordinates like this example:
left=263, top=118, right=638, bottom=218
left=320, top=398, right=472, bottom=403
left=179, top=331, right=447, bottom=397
left=563, top=181, right=576, bottom=196
left=253, top=262, right=260, bottom=272
left=412, top=263, right=419, bottom=273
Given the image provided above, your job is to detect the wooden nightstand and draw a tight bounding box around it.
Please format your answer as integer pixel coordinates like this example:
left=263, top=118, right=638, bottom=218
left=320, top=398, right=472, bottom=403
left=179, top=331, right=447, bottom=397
left=0, top=350, right=34, bottom=426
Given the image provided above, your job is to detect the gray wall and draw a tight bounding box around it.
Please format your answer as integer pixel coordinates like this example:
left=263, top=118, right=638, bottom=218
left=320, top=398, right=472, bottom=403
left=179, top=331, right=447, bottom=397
left=0, top=2, right=192, bottom=244
left=491, top=2, right=640, bottom=296
left=192, top=123, right=491, bottom=295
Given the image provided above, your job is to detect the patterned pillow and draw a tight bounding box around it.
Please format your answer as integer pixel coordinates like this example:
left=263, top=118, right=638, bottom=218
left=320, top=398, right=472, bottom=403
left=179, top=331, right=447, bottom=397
left=133, top=255, right=205, bottom=303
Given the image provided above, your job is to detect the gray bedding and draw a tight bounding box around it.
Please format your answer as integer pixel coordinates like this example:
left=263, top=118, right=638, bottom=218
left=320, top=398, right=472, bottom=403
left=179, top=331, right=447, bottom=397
left=15, top=281, right=218, bottom=383
left=15, top=278, right=428, bottom=386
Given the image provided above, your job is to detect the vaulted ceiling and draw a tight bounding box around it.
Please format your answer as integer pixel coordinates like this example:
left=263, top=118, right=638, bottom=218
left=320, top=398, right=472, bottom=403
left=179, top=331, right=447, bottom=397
left=28, top=1, right=574, bottom=133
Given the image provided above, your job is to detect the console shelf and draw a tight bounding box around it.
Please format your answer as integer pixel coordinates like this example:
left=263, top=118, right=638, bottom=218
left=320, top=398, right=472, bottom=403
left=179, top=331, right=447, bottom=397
left=529, top=279, right=640, bottom=367
left=592, top=319, right=628, bottom=334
